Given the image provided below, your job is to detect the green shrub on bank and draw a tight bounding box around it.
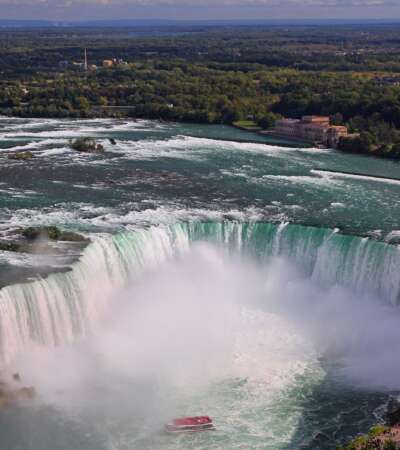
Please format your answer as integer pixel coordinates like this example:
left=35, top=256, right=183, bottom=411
left=338, top=425, right=398, bottom=450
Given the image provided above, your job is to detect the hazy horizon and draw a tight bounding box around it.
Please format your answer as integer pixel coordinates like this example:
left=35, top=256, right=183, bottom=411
left=1, top=0, right=400, bottom=22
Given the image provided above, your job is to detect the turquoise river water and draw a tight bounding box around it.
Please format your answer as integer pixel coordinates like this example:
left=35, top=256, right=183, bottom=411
left=0, top=117, right=400, bottom=449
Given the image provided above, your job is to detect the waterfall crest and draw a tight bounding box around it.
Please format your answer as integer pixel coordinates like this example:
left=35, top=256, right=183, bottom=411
left=1, top=221, right=399, bottom=364
left=0, top=226, right=189, bottom=364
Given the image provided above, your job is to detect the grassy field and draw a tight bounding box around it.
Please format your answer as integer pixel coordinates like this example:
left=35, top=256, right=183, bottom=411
left=232, top=120, right=263, bottom=132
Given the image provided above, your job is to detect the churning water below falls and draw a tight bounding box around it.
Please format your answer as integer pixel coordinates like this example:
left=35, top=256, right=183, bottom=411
left=0, top=117, right=400, bottom=449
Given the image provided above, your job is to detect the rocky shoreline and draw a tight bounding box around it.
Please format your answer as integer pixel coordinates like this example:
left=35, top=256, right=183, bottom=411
left=0, top=373, right=36, bottom=409
left=0, top=225, right=88, bottom=252
left=0, top=226, right=89, bottom=288
left=340, top=399, right=400, bottom=450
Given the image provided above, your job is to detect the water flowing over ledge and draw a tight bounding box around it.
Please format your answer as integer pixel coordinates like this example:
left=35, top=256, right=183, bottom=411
left=0, top=221, right=399, bottom=365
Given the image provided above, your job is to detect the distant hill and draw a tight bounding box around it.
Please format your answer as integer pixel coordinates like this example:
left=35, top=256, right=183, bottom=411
left=1, top=18, right=400, bottom=29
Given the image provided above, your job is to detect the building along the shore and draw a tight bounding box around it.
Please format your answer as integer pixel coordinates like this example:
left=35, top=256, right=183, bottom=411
left=273, top=115, right=349, bottom=148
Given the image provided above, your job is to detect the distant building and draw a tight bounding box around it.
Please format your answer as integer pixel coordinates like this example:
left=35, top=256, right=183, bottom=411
left=274, top=115, right=349, bottom=147
left=102, top=58, right=128, bottom=69
left=102, top=60, right=114, bottom=68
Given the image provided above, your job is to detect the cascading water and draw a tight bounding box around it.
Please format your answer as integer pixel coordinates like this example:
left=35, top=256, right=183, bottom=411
left=0, top=226, right=190, bottom=364
left=1, top=221, right=399, bottom=367
left=185, top=222, right=400, bottom=303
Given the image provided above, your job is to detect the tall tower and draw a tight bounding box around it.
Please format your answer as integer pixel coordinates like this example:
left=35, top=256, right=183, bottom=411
left=84, top=48, right=88, bottom=72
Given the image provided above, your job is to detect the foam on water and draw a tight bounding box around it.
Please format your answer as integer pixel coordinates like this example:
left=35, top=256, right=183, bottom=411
left=312, top=169, right=400, bottom=186
left=35, top=147, right=72, bottom=157
left=103, top=135, right=209, bottom=160
left=0, top=205, right=267, bottom=242
left=101, top=134, right=325, bottom=164
left=97, top=206, right=267, bottom=227
left=0, top=119, right=167, bottom=142
left=261, top=173, right=343, bottom=188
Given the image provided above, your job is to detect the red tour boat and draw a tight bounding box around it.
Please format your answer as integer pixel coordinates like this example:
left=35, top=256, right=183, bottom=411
left=165, top=416, right=215, bottom=433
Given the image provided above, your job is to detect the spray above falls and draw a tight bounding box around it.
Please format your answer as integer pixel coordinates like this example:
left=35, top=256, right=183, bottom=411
left=0, top=221, right=399, bottom=368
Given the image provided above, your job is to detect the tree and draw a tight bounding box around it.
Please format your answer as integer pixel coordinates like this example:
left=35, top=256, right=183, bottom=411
left=75, top=96, right=91, bottom=111
left=331, top=112, right=344, bottom=125
left=258, top=112, right=279, bottom=129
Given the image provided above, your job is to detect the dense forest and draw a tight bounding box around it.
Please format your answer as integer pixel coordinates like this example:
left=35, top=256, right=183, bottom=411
left=2, top=24, right=400, bottom=158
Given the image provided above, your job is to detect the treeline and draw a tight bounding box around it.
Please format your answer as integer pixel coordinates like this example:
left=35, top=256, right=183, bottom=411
left=3, top=25, right=400, bottom=75
left=2, top=63, right=273, bottom=123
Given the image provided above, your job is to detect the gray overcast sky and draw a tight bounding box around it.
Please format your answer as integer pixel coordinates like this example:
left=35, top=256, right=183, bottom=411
left=1, top=0, right=400, bottom=21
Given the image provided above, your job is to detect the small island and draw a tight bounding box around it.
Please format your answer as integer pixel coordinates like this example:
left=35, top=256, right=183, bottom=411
left=8, top=151, right=34, bottom=161
left=69, top=137, right=104, bottom=153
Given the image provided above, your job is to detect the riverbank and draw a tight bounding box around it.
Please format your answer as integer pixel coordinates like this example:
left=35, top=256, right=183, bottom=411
left=340, top=425, right=400, bottom=449
left=340, top=399, right=400, bottom=449
left=0, top=113, right=313, bottom=149
left=231, top=120, right=400, bottom=159
left=3, top=112, right=399, bottom=158
left=232, top=121, right=314, bottom=148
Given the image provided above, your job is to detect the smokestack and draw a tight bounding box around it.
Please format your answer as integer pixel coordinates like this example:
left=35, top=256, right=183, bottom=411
left=84, top=48, right=88, bottom=72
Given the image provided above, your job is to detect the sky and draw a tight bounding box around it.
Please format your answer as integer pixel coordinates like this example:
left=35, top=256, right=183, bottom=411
left=0, top=0, right=400, bottom=21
